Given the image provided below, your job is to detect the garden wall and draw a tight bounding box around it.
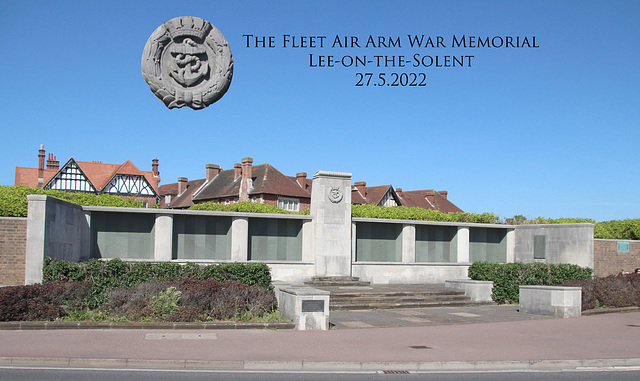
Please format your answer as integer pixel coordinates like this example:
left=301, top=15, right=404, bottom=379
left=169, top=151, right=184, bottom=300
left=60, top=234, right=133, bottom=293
left=593, top=239, right=640, bottom=277
left=0, top=217, right=27, bottom=285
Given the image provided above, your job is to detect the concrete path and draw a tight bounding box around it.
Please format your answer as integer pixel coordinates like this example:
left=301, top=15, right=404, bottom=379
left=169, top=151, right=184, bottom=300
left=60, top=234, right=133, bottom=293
left=0, top=307, right=639, bottom=372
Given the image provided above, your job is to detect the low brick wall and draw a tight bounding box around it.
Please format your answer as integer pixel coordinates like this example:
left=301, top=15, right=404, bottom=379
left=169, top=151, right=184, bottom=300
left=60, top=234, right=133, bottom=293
left=0, top=217, right=27, bottom=286
left=594, top=239, right=640, bottom=277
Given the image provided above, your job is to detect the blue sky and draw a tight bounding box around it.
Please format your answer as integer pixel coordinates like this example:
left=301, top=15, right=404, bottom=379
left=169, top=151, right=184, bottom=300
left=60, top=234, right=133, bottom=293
left=1, top=1, right=638, bottom=222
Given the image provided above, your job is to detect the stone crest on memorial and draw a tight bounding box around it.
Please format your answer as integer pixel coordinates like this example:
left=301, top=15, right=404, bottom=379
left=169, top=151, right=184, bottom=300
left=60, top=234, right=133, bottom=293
left=328, top=186, right=343, bottom=203
left=141, top=16, right=233, bottom=110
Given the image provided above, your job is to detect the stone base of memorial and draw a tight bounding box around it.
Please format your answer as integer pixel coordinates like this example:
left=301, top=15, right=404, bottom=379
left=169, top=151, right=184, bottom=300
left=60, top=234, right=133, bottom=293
left=519, top=285, right=582, bottom=318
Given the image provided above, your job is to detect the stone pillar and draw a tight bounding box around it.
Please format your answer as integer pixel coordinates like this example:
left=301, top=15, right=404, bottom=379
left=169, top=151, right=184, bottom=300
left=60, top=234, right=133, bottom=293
left=79, top=211, right=91, bottom=261
left=231, top=217, right=249, bottom=261
left=457, top=226, right=470, bottom=263
left=310, top=171, right=352, bottom=277
left=154, top=214, right=173, bottom=261
left=301, top=220, right=313, bottom=262
left=402, top=224, right=416, bottom=263
left=506, top=229, right=516, bottom=263
left=25, top=195, right=47, bottom=285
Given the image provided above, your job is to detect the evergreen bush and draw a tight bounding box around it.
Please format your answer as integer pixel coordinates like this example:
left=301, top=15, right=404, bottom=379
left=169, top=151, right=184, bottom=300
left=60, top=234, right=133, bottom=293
left=468, top=262, right=593, bottom=304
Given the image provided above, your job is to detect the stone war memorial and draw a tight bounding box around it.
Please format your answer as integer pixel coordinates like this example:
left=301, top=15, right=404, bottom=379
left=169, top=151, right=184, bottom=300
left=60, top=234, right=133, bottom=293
left=10, top=16, right=599, bottom=329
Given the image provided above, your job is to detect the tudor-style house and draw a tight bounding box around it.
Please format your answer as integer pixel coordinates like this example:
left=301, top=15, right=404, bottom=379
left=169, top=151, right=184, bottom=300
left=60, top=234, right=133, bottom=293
left=159, top=157, right=463, bottom=213
left=14, top=145, right=161, bottom=204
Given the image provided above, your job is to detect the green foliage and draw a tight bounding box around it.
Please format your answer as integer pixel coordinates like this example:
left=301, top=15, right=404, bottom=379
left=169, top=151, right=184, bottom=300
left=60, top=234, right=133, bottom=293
left=43, top=257, right=273, bottom=307
left=505, top=216, right=595, bottom=225
left=189, top=201, right=296, bottom=214
left=468, top=262, right=593, bottom=304
left=593, top=219, right=640, bottom=240
left=351, top=204, right=500, bottom=224
left=150, top=287, right=182, bottom=318
left=564, top=274, right=640, bottom=311
left=0, top=185, right=145, bottom=217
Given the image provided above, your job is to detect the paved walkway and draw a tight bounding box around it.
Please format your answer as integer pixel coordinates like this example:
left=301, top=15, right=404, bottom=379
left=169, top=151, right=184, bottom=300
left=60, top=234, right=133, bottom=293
left=0, top=306, right=639, bottom=372
left=330, top=304, right=550, bottom=329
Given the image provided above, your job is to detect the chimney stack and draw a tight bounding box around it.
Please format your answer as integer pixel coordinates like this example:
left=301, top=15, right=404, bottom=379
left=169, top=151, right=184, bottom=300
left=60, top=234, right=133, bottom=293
left=37, top=145, right=45, bottom=188
left=206, top=164, right=221, bottom=182
left=296, top=172, right=307, bottom=189
left=46, top=153, right=59, bottom=170
left=152, top=158, right=159, bottom=177
left=239, top=157, right=253, bottom=202
left=233, top=163, right=242, bottom=180
left=354, top=181, right=367, bottom=196
left=241, top=157, right=253, bottom=180
left=178, top=177, right=188, bottom=195
left=425, top=190, right=435, bottom=205
left=395, top=187, right=403, bottom=196
left=438, top=190, right=448, bottom=199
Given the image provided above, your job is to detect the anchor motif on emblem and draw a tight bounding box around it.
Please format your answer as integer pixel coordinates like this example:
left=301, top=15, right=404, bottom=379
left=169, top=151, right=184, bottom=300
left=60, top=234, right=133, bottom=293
left=141, top=16, right=233, bottom=110
left=328, top=186, right=343, bottom=203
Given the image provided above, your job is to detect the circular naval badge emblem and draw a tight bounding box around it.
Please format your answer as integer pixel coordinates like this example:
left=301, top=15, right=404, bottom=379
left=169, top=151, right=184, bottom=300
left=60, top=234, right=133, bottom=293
left=328, top=186, right=343, bottom=203
left=141, top=16, right=233, bottom=110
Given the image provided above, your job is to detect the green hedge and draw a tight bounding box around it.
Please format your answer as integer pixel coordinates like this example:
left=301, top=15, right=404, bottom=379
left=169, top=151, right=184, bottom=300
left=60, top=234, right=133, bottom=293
left=0, top=185, right=146, bottom=217
left=593, top=219, right=640, bottom=240
left=188, top=201, right=295, bottom=214
left=43, top=258, right=272, bottom=307
left=351, top=204, right=500, bottom=224
left=468, top=262, right=593, bottom=304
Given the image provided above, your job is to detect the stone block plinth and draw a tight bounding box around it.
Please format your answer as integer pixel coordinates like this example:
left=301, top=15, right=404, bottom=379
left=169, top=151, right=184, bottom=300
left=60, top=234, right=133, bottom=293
left=275, top=284, right=330, bottom=330
left=445, top=279, right=494, bottom=302
left=519, top=285, right=582, bottom=318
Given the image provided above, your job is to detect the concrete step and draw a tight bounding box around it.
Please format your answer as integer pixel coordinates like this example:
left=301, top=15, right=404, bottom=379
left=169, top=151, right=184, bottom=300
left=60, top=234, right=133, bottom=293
left=327, top=288, right=476, bottom=310
left=330, top=295, right=471, bottom=304
left=330, top=300, right=473, bottom=311
left=304, top=276, right=371, bottom=287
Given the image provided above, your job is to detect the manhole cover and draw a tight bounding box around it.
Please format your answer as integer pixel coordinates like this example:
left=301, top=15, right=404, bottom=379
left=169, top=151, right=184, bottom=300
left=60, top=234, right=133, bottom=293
left=409, top=345, right=432, bottom=349
left=383, top=370, right=410, bottom=374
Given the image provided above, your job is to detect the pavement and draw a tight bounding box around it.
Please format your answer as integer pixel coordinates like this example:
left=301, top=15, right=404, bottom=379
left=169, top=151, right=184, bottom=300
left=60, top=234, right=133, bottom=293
left=0, top=303, right=639, bottom=373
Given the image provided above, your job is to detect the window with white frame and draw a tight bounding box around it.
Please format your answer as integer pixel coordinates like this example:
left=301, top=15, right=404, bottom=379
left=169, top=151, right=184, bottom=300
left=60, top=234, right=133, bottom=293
left=277, top=197, right=300, bottom=212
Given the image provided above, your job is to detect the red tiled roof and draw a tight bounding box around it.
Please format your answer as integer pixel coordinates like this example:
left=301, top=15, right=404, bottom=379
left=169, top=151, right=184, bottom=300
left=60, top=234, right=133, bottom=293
left=15, top=157, right=160, bottom=195
left=14, top=167, right=58, bottom=188
left=162, top=178, right=206, bottom=208
left=352, top=184, right=396, bottom=205
left=397, top=190, right=463, bottom=213
left=192, top=164, right=310, bottom=202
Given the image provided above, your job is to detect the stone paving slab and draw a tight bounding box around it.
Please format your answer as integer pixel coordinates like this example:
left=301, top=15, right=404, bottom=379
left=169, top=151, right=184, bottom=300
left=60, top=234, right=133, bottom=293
left=329, top=304, right=550, bottom=329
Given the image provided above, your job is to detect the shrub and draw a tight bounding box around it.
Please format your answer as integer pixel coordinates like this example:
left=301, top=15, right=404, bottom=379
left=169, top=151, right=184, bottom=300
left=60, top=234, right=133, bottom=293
left=102, top=278, right=277, bottom=322
left=0, top=281, right=92, bottom=321
left=189, top=201, right=294, bottom=214
left=43, top=258, right=273, bottom=308
left=351, top=204, right=500, bottom=224
left=468, top=262, right=593, bottom=304
left=593, top=219, right=640, bottom=240
left=0, top=185, right=146, bottom=217
left=564, top=274, right=640, bottom=310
